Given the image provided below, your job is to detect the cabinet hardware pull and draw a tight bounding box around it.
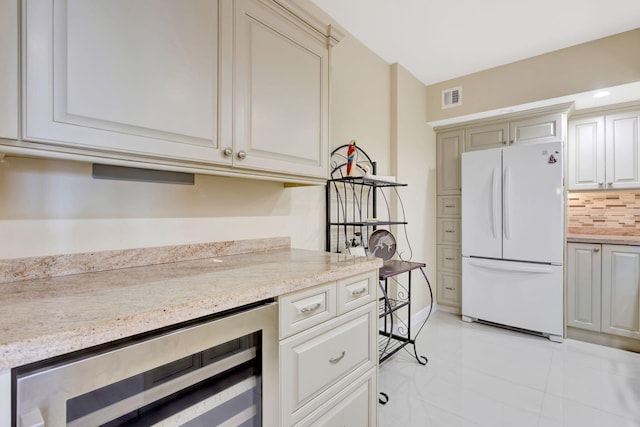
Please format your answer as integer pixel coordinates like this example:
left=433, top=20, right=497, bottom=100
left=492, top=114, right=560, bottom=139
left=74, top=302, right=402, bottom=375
left=445, top=287, right=455, bottom=291
left=222, top=147, right=233, bottom=157
left=607, top=182, right=613, bottom=187
left=503, top=140, right=508, bottom=145
left=593, top=248, right=600, bottom=253
left=237, top=150, right=247, bottom=160
left=445, top=257, right=454, bottom=260
left=329, top=351, right=346, bottom=364
left=445, top=230, right=454, bottom=233
left=598, top=182, right=604, bottom=186
left=445, top=204, right=455, bottom=208
left=351, top=287, right=367, bottom=296
left=300, top=303, right=321, bottom=314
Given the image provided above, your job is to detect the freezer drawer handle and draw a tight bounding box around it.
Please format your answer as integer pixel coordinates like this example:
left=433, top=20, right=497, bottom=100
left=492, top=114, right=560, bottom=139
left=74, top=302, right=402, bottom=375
left=467, top=259, right=554, bottom=274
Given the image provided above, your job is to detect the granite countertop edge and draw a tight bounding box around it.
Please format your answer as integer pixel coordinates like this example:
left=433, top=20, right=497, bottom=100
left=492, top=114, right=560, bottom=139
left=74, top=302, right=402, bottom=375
left=567, top=235, right=640, bottom=246
left=0, top=247, right=382, bottom=370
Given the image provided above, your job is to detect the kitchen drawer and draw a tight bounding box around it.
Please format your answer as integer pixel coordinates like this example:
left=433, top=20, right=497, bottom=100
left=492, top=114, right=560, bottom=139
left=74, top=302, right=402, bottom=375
left=437, top=245, right=462, bottom=272
left=437, top=195, right=461, bottom=217
left=293, top=368, right=377, bottom=427
left=280, top=303, right=376, bottom=420
left=437, top=218, right=461, bottom=245
left=279, top=282, right=337, bottom=339
left=337, top=271, right=377, bottom=315
left=437, top=271, right=461, bottom=307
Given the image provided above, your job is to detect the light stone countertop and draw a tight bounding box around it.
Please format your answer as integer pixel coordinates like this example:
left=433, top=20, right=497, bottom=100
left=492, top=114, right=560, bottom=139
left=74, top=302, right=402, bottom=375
left=0, top=248, right=382, bottom=370
left=567, top=235, right=640, bottom=246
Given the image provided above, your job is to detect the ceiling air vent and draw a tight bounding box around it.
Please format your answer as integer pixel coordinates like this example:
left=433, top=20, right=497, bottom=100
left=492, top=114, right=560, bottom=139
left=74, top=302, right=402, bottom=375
left=442, top=86, right=462, bottom=109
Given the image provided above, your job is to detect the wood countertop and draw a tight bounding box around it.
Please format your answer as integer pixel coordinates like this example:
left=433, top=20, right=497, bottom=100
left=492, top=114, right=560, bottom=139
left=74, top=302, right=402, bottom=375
left=0, top=243, right=382, bottom=370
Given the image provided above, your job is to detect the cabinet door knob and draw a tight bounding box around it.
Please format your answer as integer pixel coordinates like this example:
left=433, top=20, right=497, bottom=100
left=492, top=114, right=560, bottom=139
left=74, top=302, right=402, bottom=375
left=237, top=150, right=247, bottom=160
left=222, top=147, right=233, bottom=158
left=607, top=182, right=613, bottom=187
left=593, top=248, right=600, bottom=253
left=598, top=182, right=604, bottom=186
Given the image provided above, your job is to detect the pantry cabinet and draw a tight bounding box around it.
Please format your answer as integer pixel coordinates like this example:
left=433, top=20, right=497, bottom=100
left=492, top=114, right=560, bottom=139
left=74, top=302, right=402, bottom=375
left=0, top=0, right=18, bottom=140
left=436, top=130, right=463, bottom=194
left=568, top=109, right=640, bottom=190
left=16, top=0, right=338, bottom=182
left=567, top=243, right=640, bottom=341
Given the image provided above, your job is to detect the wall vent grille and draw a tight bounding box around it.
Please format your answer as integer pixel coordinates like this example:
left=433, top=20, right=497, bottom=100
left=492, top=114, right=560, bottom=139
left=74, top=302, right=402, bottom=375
left=442, top=86, right=462, bottom=109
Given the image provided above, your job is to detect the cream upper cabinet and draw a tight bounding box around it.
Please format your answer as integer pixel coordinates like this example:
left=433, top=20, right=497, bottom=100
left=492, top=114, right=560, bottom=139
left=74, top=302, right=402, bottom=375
left=567, top=243, right=602, bottom=332
left=464, top=122, right=509, bottom=151
left=23, top=0, right=224, bottom=164
left=601, top=245, right=640, bottom=339
left=568, top=116, right=605, bottom=190
left=232, top=0, right=329, bottom=178
left=19, top=0, right=337, bottom=182
left=605, top=110, right=640, bottom=189
left=568, top=110, right=640, bottom=190
left=509, top=113, right=564, bottom=145
left=0, top=0, right=18, bottom=140
left=464, top=113, right=565, bottom=152
left=437, top=130, right=463, bottom=194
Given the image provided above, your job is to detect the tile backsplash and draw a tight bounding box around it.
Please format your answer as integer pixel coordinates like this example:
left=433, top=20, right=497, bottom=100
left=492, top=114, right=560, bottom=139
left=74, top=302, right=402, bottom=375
left=567, top=191, right=640, bottom=236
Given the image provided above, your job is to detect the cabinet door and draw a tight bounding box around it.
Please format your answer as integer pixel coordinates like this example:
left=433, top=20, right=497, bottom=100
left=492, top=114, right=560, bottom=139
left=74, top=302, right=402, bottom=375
left=602, top=245, right=640, bottom=339
left=568, top=116, right=605, bottom=190
left=510, top=113, right=564, bottom=145
left=437, top=130, right=463, bottom=194
left=0, top=369, right=8, bottom=427
left=605, top=111, right=640, bottom=189
left=464, top=122, right=509, bottom=151
left=566, top=243, right=602, bottom=332
left=0, top=0, right=18, bottom=140
left=23, top=0, right=222, bottom=163
left=233, top=0, right=329, bottom=178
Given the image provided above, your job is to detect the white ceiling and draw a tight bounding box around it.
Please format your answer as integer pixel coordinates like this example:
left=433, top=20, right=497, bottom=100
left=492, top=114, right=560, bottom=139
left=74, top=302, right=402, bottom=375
left=310, top=0, right=640, bottom=86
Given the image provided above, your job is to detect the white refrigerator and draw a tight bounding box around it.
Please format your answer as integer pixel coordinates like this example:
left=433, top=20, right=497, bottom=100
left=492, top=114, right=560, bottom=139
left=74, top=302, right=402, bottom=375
left=461, top=141, right=564, bottom=342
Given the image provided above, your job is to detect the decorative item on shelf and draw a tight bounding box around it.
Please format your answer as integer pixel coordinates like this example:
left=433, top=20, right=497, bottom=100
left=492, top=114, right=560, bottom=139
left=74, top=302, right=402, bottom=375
left=346, top=139, right=357, bottom=176
left=367, top=229, right=396, bottom=260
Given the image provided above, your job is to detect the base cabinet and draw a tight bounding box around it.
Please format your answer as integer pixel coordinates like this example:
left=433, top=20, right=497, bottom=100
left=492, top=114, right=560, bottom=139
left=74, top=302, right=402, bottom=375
left=278, top=271, right=378, bottom=426
left=0, top=369, right=9, bottom=427
left=567, top=243, right=640, bottom=340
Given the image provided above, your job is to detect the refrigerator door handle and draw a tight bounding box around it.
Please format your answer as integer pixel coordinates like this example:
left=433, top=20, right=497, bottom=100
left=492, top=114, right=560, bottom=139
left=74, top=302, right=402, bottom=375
left=492, top=167, right=500, bottom=239
left=503, top=166, right=511, bottom=240
left=467, top=258, right=555, bottom=274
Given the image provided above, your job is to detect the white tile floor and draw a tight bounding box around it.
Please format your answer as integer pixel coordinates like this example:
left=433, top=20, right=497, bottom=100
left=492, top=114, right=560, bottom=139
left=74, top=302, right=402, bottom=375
left=378, top=310, right=640, bottom=427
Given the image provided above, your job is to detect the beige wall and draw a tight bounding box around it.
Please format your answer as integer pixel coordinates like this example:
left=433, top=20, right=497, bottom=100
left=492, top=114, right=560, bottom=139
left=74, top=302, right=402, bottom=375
left=391, top=64, right=437, bottom=314
left=427, top=28, right=640, bottom=122
left=0, top=33, right=401, bottom=262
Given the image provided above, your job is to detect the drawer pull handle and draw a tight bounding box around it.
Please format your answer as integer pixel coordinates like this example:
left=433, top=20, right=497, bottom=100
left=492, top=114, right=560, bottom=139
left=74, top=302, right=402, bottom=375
left=351, top=287, right=367, bottom=296
left=329, top=351, right=346, bottom=364
left=445, top=205, right=455, bottom=208
left=445, top=230, right=455, bottom=233
left=445, top=287, right=455, bottom=291
left=445, top=257, right=454, bottom=260
left=300, top=303, right=321, bottom=314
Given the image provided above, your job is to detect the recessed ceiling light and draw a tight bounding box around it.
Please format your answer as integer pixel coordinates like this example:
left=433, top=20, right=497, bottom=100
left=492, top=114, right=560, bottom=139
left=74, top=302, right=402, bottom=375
left=592, top=91, right=611, bottom=98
